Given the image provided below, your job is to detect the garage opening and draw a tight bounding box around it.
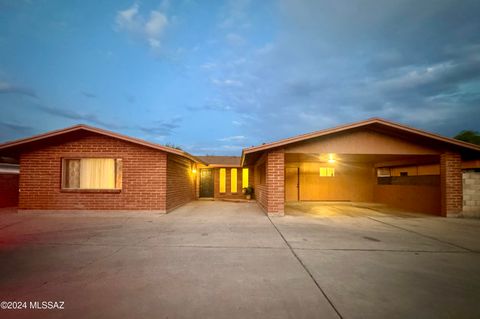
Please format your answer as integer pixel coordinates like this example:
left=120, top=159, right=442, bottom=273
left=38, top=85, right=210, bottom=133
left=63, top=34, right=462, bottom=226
left=285, top=153, right=441, bottom=215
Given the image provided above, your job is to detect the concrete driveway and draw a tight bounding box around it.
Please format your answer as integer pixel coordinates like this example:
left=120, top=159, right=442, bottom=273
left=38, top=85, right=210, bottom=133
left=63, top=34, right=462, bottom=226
left=1, top=201, right=480, bottom=319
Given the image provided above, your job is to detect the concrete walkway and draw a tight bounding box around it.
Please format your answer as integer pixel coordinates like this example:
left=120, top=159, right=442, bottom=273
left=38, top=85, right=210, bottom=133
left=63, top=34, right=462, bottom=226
left=0, top=201, right=479, bottom=318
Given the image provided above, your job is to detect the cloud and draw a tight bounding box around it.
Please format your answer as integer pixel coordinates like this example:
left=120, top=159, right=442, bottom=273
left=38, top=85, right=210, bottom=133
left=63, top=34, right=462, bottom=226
left=200, top=0, right=480, bottom=142
left=226, top=33, right=246, bottom=46
left=211, top=78, right=243, bottom=87
left=81, top=91, right=97, bottom=98
left=0, top=81, right=36, bottom=97
left=138, top=116, right=182, bottom=137
left=115, top=3, right=169, bottom=51
left=33, top=103, right=125, bottom=129
left=0, top=121, right=35, bottom=142
left=218, top=135, right=246, bottom=142
left=219, top=0, right=251, bottom=29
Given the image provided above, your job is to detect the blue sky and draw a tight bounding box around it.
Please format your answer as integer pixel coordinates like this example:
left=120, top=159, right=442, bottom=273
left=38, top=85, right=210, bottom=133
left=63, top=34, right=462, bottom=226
left=1, top=0, right=479, bottom=155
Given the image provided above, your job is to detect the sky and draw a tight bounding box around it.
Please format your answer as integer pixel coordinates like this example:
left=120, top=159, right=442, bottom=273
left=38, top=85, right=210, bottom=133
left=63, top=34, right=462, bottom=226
left=0, top=0, right=479, bottom=155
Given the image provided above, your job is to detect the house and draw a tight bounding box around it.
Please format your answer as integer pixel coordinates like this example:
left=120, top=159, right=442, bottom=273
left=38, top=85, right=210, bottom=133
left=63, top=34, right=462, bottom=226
left=0, top=118, right=479, bottom=217
left=0, top=125, right=205, bottom=213
left=241, top=118, right=480, bottom=217
left=195, top=156, right=253, bottom=201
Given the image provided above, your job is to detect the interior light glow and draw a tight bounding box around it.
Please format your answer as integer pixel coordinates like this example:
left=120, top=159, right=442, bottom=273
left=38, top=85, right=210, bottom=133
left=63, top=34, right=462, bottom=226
left=328, top=153, right=336, bottom=163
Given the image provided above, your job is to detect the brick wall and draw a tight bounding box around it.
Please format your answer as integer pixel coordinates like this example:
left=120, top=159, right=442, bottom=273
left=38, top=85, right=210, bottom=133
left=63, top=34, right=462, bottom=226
left=266, top=149, right=285, bottom=216
left=462, top=170, right=480, bottom=217
left=166, top=154, right=195, bottom=211
left=440, top=152, right=462, bottom=216
left=212, top=166, right=254, bottom=200
left=254, top=155, right=267, bottom=211
left=0, top=173, right=19, bottom=208
left=19, top=132, right=168, bottom=211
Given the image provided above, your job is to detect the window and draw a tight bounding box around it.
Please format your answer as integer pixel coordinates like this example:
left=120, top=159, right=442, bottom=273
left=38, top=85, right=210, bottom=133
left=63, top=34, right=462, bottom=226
left=319, top=167, right=335, bottom=177
left=231, top=168, right=237, bottom=193
left=400, top=172, right=408, bottom=176
left=242, top=168, right=249, bottom=188
left=377, top=168, right=391, bottom=177
left=219, top=168, right=226, bottom=193
left=62, top=158, right=122, bottom=190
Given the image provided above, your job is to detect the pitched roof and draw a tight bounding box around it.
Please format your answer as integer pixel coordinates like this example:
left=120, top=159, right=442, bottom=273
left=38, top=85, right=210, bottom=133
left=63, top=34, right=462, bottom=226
left=0, top=124, right=206, bottom=164
left=241, top=118, right=480, bottom=165
left=196, top=156, right=241, bottom=167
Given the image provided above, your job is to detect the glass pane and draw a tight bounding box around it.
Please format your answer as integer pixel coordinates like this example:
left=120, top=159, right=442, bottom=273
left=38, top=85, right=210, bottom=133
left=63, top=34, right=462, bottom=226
left=65, top=159, right=80, bottom=188
left=80, top=159, right=115, bottom=189
left=242, top=168, right=249, bottom=188
left=219, top=168, right=226, bottom=193
left=231, top=168, right=237, bottom=193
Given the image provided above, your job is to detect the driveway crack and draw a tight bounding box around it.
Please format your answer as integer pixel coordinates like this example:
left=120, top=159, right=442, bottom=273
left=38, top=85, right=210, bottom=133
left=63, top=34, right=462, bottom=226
left=367, top=216, right=475, bottom=253
left=267, top=215, right=343, bottom=319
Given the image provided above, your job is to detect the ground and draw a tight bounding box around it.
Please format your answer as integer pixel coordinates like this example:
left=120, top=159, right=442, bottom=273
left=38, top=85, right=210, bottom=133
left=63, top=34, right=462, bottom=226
left=1, top=201, right=480, bottom=319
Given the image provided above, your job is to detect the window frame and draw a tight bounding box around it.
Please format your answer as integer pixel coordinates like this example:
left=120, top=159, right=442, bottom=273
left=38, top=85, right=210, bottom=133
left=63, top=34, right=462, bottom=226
left=61, top=157, right=123, bottom=192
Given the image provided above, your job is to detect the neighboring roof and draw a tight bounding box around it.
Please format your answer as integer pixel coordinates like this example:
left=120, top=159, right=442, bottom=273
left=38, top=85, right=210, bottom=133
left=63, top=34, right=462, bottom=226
left=0, top=163, right=19, bottom=174
left=0, top=124, right=206, bottom=165
left=241, top=118, right=480, bottom=165
left=196, top=156, right=241, bottom=167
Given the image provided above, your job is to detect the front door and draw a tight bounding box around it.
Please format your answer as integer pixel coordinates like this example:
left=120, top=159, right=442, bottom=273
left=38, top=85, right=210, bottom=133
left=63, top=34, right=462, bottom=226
left=285, top=167, right=299, bottom=201
left=199, top=169, right=214, bottom=198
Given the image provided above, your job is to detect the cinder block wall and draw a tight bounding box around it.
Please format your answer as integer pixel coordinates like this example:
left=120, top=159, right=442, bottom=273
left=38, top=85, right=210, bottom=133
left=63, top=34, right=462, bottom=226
left=19, top=132, right=167, bottom=211
left=0, top=173, right=19, bottom=207
left=462, top=171, right=480, bottom=217
left=166, top=154, right=195, bottom=211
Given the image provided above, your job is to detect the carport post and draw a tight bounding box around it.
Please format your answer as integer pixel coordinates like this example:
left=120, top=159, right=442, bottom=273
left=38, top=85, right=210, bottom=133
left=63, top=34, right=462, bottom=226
left=266, top=149, right=285, bottom=216
left=440, top=152, right=462, bottom=217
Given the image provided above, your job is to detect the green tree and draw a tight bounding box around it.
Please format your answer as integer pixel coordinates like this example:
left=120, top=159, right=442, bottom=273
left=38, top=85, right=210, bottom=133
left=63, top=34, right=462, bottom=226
left=454, top=130, right=480, bottom=145
left=164, top=143, right=183, bottom=150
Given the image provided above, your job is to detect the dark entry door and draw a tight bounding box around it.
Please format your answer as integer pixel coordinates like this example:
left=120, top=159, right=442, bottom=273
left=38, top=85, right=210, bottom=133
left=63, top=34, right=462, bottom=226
left=200, top=169, right=214, bottom=198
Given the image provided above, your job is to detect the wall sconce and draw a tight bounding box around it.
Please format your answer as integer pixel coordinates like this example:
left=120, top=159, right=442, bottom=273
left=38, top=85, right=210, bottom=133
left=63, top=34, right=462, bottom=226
left=192, top=168, right=197, bottom=174
left=328, top=153, right=336, bottom=164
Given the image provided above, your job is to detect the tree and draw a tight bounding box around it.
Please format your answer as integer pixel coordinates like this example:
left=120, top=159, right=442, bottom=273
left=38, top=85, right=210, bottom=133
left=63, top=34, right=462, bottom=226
left=164, top=143, right=182, bottom=150
left=454, top=130, right=480, bottom=145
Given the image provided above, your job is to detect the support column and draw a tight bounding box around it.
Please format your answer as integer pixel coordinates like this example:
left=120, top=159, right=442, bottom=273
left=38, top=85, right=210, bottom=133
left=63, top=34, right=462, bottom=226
left=266, top=149, right=285, bottom=216
left=440, top=152, right=462, bottom=217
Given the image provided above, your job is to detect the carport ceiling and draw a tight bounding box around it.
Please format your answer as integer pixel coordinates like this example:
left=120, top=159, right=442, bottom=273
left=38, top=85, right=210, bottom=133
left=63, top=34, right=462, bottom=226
left=285, top=153, right=439, bottom=165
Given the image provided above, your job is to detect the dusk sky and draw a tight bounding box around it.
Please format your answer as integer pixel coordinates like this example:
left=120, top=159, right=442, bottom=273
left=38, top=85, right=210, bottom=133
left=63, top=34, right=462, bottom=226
left=1, top=0, right=479, bottom=155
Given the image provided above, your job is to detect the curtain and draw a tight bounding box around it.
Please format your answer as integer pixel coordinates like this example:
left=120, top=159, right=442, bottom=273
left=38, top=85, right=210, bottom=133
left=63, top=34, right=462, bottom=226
left=80, top=159, right=115, bottom=189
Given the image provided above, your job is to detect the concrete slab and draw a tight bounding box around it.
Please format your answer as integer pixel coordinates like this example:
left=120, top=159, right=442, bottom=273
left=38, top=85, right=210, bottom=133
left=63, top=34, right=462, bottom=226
left=3, top=246, right=337, bottom=319
left=295, top=250, right=480, bottom=319
left=1, top=200, right=480, bottom=318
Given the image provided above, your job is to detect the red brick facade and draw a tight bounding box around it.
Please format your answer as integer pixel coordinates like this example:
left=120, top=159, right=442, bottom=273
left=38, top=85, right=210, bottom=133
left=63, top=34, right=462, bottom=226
left=211, top=167, right=254, bottom=200
left=18, top=132, right=175, bottom=212
left=167, top=154, right=196, bottom=211
left=266, top=149, right=285, bottom=216
left=440, top=152, right=462, bottom=216
left=0, top=173, right=19, bottom=208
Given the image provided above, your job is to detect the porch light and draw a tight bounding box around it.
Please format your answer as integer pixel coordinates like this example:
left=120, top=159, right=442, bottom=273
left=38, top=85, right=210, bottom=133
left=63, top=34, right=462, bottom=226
left=192, top=168, right=197, bottom=174
left=328, top=153, right=336, bottom=164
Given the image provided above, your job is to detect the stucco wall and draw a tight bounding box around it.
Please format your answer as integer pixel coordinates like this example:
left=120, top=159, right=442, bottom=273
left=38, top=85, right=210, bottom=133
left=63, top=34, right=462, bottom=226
left=373, top=184, right=441, bottom=215
left=462, top=171, right=480, bottom=217
left=285, top=161, right=375, bottom=202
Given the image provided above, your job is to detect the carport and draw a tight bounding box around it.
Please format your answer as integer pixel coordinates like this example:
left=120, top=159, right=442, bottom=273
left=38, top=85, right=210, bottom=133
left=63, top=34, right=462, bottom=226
left=242, top=118, right=480, bottom=217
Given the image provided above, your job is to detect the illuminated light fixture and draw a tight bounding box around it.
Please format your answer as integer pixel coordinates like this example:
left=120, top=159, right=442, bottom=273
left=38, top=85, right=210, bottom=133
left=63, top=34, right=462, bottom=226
left=328, top=153, right=336, bottom=164
left=192, top=168, right=197, bottom=174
